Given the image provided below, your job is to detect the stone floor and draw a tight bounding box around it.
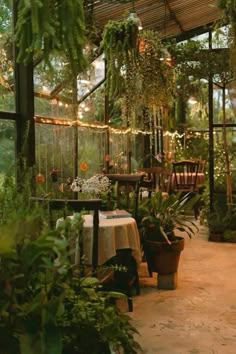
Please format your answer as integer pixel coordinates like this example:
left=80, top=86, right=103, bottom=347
left=129, top=222, right=236, bottom=354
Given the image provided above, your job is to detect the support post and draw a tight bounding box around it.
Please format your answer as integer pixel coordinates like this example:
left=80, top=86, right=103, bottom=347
left=13, top=1, right=35, bottom=189
left=208, top=30, right=214, bottom=211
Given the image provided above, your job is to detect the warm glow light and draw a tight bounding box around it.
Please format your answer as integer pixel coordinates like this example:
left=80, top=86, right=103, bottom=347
left=188, top=97, right=198, bottom=105
left=42, top=85, right=49, bottom=93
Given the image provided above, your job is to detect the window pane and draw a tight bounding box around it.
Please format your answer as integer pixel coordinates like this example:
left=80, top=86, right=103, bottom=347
left=0, top=119, right=15, bottom=176
left=0, top=0, right=15, bottom=112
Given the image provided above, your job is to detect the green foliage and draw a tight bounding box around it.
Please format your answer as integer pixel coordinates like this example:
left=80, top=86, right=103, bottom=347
left=138, top=30, right=175, bottom=108
left=101, top=23, right=175, bottom=126
left=0, top=177, right=142, bottom=354
left=140, top=191, right=199, bottom=243
left=201, top=196, right=236, bottom=234
left=170, top=39, right=232, bottom=85
left=101, top=16, right=139, bottom=99
left=0, top=0, right=11, bottom=34
left=15, top=0, right=87, bottom=75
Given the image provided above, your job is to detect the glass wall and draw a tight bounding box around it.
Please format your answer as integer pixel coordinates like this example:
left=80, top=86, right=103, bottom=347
left=0, top=119, right=15, bottom=176
left=0, top=0, right=15, bottom=113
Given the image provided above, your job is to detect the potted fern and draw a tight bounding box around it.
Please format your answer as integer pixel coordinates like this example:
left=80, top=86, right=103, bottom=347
left=140, top=191, right=199, bottom=289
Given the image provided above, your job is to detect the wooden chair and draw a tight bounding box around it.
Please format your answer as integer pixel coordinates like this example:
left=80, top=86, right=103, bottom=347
left=105, top=173, right=144, bottom=220
left=138, top=167, right=172, bottom=196
left=138, top=167, right=162, bottom=197
left=171, top=161, right=202, bottom=219
left=172, top=160, right=200, bottom=193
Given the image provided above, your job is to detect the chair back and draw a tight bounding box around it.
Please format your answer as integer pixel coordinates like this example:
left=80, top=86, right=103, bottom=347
left=138, top=167, right=171, bottom=195
left=172, top=160, right=200, bottom=192
left=29, top=197, right=102, bottom=270
left=196, top=159, right=206, bottom=173
left=105, top=173, right=144, bottom=220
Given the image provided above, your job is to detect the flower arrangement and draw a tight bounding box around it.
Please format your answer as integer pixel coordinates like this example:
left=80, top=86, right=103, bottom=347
left=71, top=174, right=111, bottom=198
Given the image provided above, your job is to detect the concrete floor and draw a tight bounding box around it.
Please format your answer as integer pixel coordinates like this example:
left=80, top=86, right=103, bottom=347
left=129, top=222, right=236, bottom=354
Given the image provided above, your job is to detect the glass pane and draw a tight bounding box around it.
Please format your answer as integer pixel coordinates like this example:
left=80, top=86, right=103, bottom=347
left=0, top=0, right=15, bottom=112
left=77, top=127, right=106, bottom=178
left=213, top=86, right=236, bottom=124
left=35, top=123, right=75, bottom=197
left=34, top=54, right=105, bottom=121
left=34, top=56, right=75, bottom=120
left=77, top=55, right=105, bottom=100
left=78, top=84, right=104, bottom=122
left=109, top=132, right=129, bottom=174
left=0, top=119, right=15, bottom=176
left=214, top=128, right=236, bottom=193
left=35, top=96, right=74, bottom=120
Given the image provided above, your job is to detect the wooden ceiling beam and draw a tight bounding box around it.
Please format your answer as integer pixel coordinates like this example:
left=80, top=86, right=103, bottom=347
left=165, top=0, right=184, bottom=34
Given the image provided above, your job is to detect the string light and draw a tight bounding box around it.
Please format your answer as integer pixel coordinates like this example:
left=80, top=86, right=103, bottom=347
left=35, top=115, right=209, bottom=139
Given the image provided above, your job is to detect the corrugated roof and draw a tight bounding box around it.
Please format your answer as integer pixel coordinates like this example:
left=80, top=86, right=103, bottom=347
left=92, top=0, right=222, bottom=40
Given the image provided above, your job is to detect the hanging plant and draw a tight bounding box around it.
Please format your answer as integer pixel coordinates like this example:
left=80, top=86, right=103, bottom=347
left=138, top=30, right=175, bottom=108
left=15, top=0, right=87, bottom=74
left=101, top=22, right=175, bottom=127
left=100, top=16, right=139, bottom=98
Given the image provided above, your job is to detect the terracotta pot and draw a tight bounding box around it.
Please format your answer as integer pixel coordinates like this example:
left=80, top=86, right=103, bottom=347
left=144, top=237, right=185, bottom=275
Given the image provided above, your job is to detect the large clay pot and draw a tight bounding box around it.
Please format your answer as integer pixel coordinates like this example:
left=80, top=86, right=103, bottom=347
left=144, top=236, right=185, bottom=276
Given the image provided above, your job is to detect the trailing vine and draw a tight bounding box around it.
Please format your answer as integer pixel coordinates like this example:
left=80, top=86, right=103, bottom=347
left=15, top=0, right=87, bottom=74
left=101, top=21, right=175, bottom=127
left=100, top=17, right=139, bottom=98
left=138, top=30, right=175, bottom=109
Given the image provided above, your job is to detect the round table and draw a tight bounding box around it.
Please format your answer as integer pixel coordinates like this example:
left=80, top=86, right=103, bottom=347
left=83, top=214, right=142, bottom=266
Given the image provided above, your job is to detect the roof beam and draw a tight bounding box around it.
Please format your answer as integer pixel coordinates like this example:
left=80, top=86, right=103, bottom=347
left=165, top=0, right=184, bottom=34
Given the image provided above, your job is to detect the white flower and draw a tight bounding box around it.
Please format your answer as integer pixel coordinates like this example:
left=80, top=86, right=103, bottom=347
left=71, top=175, right=111, bottom=196
left=71, top=177, right=85, bottom=192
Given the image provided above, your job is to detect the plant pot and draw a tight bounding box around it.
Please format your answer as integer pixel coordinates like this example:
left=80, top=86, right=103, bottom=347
left=144, top=236, right=185, bottom=276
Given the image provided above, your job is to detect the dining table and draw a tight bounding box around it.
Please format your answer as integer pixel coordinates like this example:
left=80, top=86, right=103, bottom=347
left=56, top=213, right=142, bottom=267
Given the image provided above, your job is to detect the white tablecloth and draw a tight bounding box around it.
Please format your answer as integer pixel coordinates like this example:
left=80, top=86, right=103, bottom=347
left=57, top=214, right=142, bottom=266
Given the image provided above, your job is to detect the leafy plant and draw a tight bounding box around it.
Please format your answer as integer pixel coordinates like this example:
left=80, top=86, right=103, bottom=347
left=15, top=0, right=87, bottom=74
left=101, top=22, right=175, bottom=126
left=0, top=178, right=142, bottom=354
left=140, top=191, right=199, bottom=243
left=101, top=16, right=139, bottom=99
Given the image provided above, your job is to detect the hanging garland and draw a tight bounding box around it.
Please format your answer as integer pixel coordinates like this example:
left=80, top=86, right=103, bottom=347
left=15, top=0, right=87, bottom=74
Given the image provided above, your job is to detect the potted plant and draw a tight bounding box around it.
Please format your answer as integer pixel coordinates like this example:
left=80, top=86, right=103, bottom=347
left=0, top=177, right=142, bottom=354
left=201, top=199, right=236, bottom=242
left=139, top=191, right=199, bottom=289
